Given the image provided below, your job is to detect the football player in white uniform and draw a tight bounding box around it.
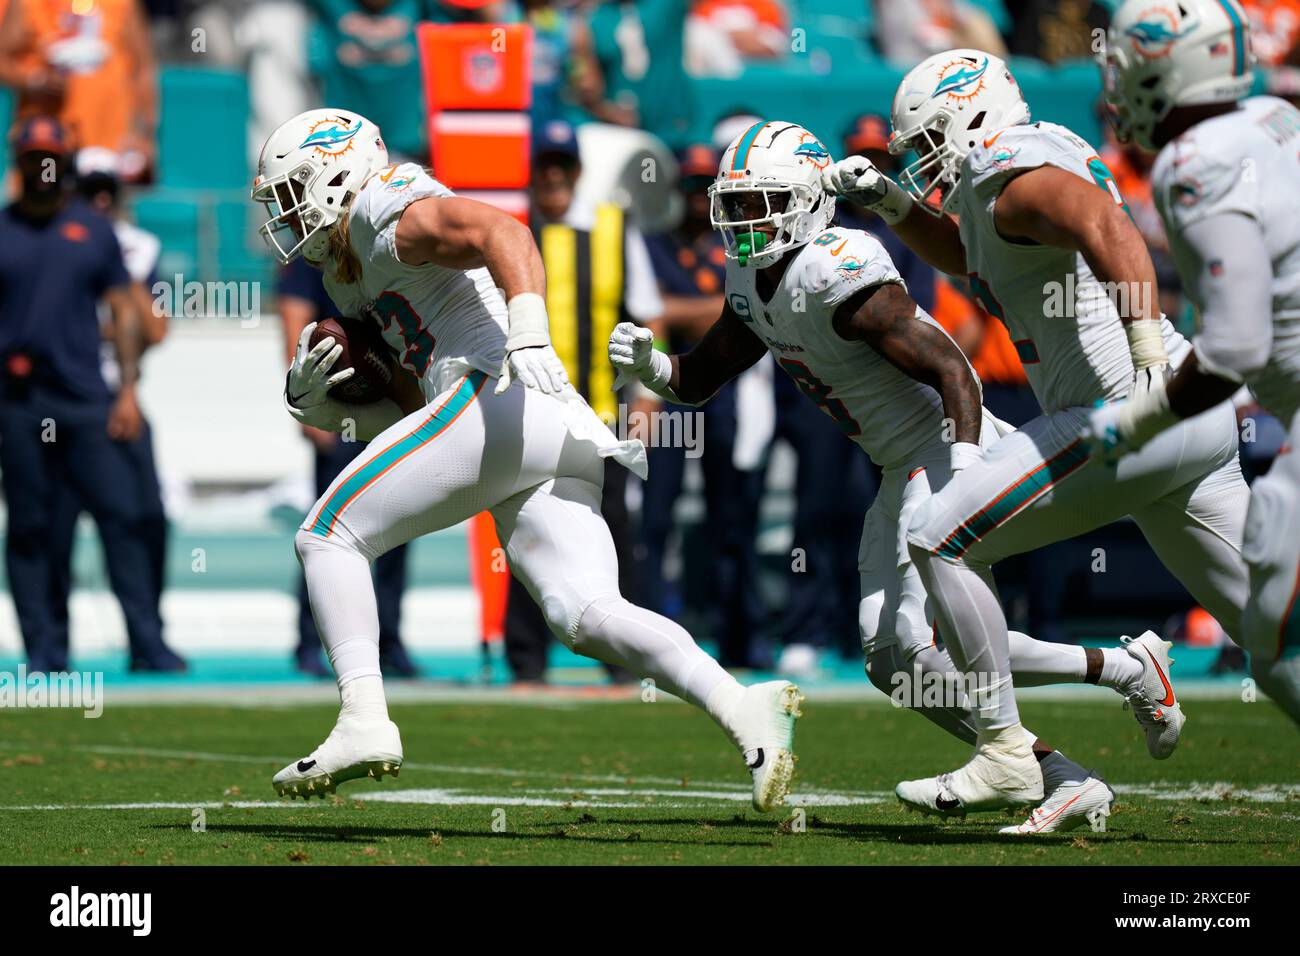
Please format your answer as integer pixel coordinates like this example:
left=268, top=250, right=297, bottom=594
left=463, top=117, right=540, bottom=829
left=250, top=109, right=803, bottom=811
left=611, top=120, right=1185, bottom=833
left=822, top=51, right=1255, bottom=811
left=1093, top=0, right=1300, bottom=724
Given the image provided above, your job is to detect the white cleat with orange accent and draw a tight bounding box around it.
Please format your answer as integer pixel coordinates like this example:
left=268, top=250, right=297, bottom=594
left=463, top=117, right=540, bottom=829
left=999, top=772, right=1114, bottom=835
left=273, top=715, right=403, bottom=799
left=1119, top=631, right=1185, bottom=759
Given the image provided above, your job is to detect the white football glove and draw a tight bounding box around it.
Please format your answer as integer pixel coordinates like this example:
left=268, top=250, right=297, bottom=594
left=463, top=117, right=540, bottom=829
left=609, top=321, right=670, bottom=392
left=495, top=292, right=572, bottom=396
left=821, top=155, right=915, bottom=224
left=1084, top=387, right=1178, bottom=465
left=286, top=322, right=353, bottom=412
left=1131, top=363, right=1168, bottom=399
left=498, top=345, right=572, bottom=395
left=949, top=441, right=983, bottom=475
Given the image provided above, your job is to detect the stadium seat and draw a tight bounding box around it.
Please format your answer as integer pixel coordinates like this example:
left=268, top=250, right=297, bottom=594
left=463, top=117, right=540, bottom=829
left=131, top=191, right=201, bottom=286
left=158, top=67, right=249, bottom=190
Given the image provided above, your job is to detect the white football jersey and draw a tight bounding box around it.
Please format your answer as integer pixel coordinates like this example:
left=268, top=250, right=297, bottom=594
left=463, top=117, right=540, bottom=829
left=1152, top=96, right=1300, bottom=426
left=957, top=121, right=1189, bottom=412
left=323, top=162, right=507, bottom=399
left=725, top=227, right=964, bottom=470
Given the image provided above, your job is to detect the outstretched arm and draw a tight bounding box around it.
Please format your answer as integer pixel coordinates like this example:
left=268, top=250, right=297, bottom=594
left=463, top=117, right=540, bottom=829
left=822, top=156, right=969, bottom=276
left=833, top=282, right=983, bottom=460
left=395, top=196, right=568, bottom=395
left=609, top=302, right=766, bottom=406
left=995, top=166, right=1167, bottom=379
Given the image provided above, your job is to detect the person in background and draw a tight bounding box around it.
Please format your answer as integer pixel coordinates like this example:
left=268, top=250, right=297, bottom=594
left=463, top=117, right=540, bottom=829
left=306, top=0, right=432, bottom=162
left=503, top=121, right=656, bottom=681
left=687, top=0, right=788, bottom=77
left=642, top=142, right=770, bottom=669
left=1003, top=0, right=1111, bottom=64
left=501, top=120, right=660, bottom=683
left=526, top=0, right=610, bottom=130
left=277, top=256, right=418, bottom=678
left=872, top=0, right=1007, bottom=64
left=0, top=116, right=183, bottom=672
left=46, top=148, right=170, bottom=664
left=581, top=0, right=696, bottom=149
left=0, top=0, right=158, bottom=181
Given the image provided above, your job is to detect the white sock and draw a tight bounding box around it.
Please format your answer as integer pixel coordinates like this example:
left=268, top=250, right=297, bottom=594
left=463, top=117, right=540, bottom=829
left=575, top=595, right=736, bottom=710
left=1007, top=631, right=1087, bottom=686
left=1099, top=646, right=1144, bottom=690
left=340, top=674, right=389, bottom=721
left=909, top=547, right=1021, bottom=731
left=296, top=530, right=383, bottom=686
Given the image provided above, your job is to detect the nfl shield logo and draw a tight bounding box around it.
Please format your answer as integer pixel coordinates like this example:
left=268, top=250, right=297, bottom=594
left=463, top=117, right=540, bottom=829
left=464, top=48, right=502, bottom=94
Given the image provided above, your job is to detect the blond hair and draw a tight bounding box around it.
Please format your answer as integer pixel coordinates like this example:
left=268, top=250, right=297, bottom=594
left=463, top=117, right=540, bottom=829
left=328, top=204, right=363, bottom=285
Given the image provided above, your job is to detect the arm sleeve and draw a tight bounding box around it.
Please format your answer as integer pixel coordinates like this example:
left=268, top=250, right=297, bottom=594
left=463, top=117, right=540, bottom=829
left=623, top=224, right=664, bottom=323
left=1182, top=213, right=1274, bottom=382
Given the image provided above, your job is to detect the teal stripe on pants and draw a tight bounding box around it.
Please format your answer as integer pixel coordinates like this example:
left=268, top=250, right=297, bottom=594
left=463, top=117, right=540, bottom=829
left=308, top=370, right=486, bottom=537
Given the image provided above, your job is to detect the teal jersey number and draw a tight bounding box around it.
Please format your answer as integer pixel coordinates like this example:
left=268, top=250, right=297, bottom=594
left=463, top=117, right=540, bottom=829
left=372, top=291, right=436, bottom=376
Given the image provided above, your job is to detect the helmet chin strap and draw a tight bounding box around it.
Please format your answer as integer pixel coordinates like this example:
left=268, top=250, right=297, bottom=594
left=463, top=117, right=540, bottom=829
left=736, top=229, right=769, bottom=267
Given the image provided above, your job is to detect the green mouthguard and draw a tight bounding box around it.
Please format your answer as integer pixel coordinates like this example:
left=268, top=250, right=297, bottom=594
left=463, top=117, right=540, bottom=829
left=736, top=230, right=768, bottom=267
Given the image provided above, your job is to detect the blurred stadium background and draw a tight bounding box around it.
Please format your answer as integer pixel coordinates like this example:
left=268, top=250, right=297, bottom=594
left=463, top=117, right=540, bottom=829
left=2, top=0, right=1298, bottom=693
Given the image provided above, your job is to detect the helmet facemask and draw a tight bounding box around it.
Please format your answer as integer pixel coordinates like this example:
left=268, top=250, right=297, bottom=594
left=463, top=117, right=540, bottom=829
left=891, top=119, right=963, bottom=216
left=252, top=161, right=340, bottom=264
left=1100, top=45, right=1168, bottom=151
left=709, top=179, right=827, bottom=268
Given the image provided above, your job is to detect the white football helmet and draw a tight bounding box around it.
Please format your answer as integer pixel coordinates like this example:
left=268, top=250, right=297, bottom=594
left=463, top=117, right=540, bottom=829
left=888, top=50, right=1031, bottom=215
left=708, top=120, right=836, bottom=268
left=251, top=108, right=389, bottom=264
left=1103, top=0, right=1255, bottom=151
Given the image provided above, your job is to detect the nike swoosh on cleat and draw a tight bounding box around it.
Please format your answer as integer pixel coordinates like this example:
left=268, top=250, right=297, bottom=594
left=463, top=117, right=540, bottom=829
left=936, top=795, right=961, bottom=811
left=297, top=759, right=317, bottom=773
left=1142, top=647, right=1176, bottom=706
left=747, top=748, right=765, bottom=770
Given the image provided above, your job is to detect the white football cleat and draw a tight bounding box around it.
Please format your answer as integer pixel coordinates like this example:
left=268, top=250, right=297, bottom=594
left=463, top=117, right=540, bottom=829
left=999, top=772, right=1114, bottom=835
left=273, top=715, right=403, bottom=799
left=730, top=681, right=803, bottom=812
left=1120, top=631, right=1185, bottom=759
left=897, top=732, right=1043, bottom=816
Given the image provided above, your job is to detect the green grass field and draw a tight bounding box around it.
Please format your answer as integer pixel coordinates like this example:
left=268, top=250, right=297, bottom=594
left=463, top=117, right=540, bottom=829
left=1, top=695, right=1296, bottom=865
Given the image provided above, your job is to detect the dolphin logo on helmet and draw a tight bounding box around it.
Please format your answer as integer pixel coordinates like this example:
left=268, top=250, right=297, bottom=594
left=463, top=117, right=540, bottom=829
left=1103, top=0, right=1254, bottom=150
left=250, top=109, right=390, bottom=264
left=708, top=121, right=836, bottom=268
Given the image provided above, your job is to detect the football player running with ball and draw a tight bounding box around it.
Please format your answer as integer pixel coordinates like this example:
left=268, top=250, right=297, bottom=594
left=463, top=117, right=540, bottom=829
left=1092, top=0, right=1300, bottom=724
left=611, top=121, right=1183, bottom=834
left=251, top=109, right=802, bottom=811
left=821, top=50, right=1255, bottom=813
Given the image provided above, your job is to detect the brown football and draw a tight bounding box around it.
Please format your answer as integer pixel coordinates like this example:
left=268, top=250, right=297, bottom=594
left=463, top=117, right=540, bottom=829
left=310, top=316, right=395, bottom=404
